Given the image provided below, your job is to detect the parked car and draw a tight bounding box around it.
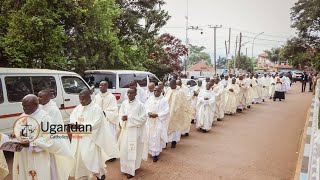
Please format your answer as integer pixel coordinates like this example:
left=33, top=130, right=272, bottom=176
left=84, top=70, right=160, bottom=104
left=292, top=71, right=303, bottom=82
left=0, top=68, right=92, bottom=134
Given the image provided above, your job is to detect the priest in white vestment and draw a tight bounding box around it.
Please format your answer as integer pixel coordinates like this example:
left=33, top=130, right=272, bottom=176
left=118, top=87, right=148, bottom=179
left=165, top=80, right=191, bottom=148
left=212, top=79, right=224, bottom=121
left=260, top=74, right=270, bottom=102
left=251, top=74, right=262, bottom=104
left=236, top=75, right=248, bottom=111
left=220, top=76, right=229, bottom=88
left=95, top=81, right=119, bottom=142
left=177, top=80, right=192, bottom=136
left=224, top=78, right=240, bottom=115
left=38, top=90, right=70, bottom=145
left=124, top=80, right=147, bottom=103
left=197, top=83, right=215, bottom=132
left=145, top=86, right=170, bottom=162
left=244, top=75, right=253, bottom=108
left=0, top=133, right=9, bottom=180
left=269, top=75, right=276, bottom=99
left=191, top=80, right=204, bottom=123
left=13, top=95, right=74, bottom=180
left=70, top=90, right=119, bottom=180
left=273, top=76, right=285, bottom=101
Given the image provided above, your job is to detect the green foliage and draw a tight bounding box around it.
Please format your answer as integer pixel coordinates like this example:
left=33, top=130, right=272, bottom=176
left=229, top=55, right=254, bottom=73
left=217, top=57, right=227, bottom=69
left=264, top=48, right=281, bottom=62
left=188, top=44, right=212, bottom=66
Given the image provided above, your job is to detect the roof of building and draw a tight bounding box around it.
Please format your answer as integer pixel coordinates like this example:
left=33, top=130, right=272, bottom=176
left=258, top=53, right=268, bottom=58
left=188, top=62, right=214, bottom=71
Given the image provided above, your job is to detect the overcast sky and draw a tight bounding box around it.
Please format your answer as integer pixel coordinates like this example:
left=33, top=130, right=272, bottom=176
left=160, top=0, right=298, bottom=63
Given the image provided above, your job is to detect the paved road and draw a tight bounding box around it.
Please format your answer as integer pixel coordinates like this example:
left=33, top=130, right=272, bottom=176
left=4, top=83, right=313, bottom=180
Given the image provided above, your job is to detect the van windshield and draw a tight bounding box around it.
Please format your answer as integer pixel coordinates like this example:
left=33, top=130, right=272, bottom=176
left=84, top=73, right=116, bottom=89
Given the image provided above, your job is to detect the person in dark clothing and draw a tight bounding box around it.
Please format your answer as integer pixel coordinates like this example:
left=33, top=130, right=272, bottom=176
left=309, top=73, right=313, bottom=92
left=301, top=72, right=308, bottom=92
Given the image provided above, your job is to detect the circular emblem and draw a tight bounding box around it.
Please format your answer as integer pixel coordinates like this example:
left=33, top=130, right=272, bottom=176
left=13, top=116, right=40, bottom=143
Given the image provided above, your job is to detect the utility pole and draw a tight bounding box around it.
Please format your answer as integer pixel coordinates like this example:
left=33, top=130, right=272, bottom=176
left=209, top=25, right=222, bottom=76
left=238, top=32, right=242, bottom=69
left=184, top=0, right=189, bottom=75
left=228, top=28, right=231, bottom=73
left=251, top=32, right=264, bottom=59
left=234, top=36, right=238, bottom=72
left=225, top=40, right=228, bottom=69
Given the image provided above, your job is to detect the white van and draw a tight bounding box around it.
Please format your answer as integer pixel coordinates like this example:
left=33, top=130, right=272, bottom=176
left=0, top=68, right=92, bottom=134
left=84, top=70, right=160, bottom=103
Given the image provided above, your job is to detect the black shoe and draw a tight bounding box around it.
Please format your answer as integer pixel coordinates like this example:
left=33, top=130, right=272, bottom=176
left=185, top=133, right=189, bottom=137
left=273, top=99, right=276, bottom=101
left=153, top=156, right=159, bottom=162
left=97, top=175, right=106, bottom=180
left=269, top=97, right=272, bottom=99
left=107, top=158, right=116, bottom=162
left=202, top=129, right=207, bottom=133
left=217, top=118, right=222, bottom=121
left=262, top=99, right=265, bottom=102
left=127, top=174, right=134, bottom=179
left=247, top=105, right=251, bottom=108
left=171, top=141, right=177, bottom=148
left=279, top=99, right=282, bottom=101
left=191, top=119, right=195, bottom=124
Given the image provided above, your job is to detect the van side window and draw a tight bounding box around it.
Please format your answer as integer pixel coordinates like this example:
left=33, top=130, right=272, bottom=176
left=149, top=74, right=160, bottom=85
left=0, top=79, right=3, bottom=104
left=84, top=74, right=116, bottom=89
left=119, top=74, right=134, bottom=88
left=135, top=74, right=147, bottom=87
left=62, top=76, right=89, bottom=94
left=31, top=76, right=57, bottom=98
left=5, top=76, right=33, bottom=102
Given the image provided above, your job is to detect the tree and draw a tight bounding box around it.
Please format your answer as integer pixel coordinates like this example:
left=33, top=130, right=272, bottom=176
left=291, top=0, right=320, bottom=48
left=146, top=33, right=187, bottom=79
left=264, top=48, right=281, bottom=63
left=217, top=57, right=227, bottom=69
left=228, top=55, right=254, bottom=73
left=188, top=44, right=212, bottom=66
left=0, top=0, right=124, bottom=73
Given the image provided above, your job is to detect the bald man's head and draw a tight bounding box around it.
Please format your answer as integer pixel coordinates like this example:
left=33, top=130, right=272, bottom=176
left=99, top=81, right=108, bottom=93
left=79, top=89, right=92, bottom=106
left=22, top=94, right=39, bottom=115
left=38, top=89, right=51, bottom=105
left=148, top=82, right=155, bottom=92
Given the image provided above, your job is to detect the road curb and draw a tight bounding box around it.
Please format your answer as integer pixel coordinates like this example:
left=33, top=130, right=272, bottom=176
left=294, top=98, right=315, bottom=180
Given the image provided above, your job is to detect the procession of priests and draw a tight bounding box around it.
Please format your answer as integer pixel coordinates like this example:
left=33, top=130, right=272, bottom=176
left=1, top=73, right=291, bottom=180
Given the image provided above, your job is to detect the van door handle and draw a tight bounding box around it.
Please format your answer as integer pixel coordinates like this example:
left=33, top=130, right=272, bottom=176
left=65, top=99, right=70, bottom=102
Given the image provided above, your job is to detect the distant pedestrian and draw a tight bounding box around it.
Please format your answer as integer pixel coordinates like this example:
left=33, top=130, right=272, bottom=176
left=301, top=72, right=308, bottom=92
left=308, top=73, right=313, bottom=92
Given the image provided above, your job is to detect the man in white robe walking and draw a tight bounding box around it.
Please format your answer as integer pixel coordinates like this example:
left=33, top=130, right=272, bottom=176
left=251, top=74, right=262, bottom=104
left=177, top=79, right=192, bottom=136
left=212, top=78, right=224, bottom=121
left=13, top=95, right=74, bottom=180
left=70, top=90, right=119, bottom=180
left=165, top=80, right=191, bottom=148
left=197, top=83, right=215, bottom=132
left=269, top=75, right=276, bottom=99
left=260, top=74, right=270, bottom=102
left=224, top=78, right=240, bottom=115
left=118, top=87, right=148, bottom=179
left=38, top=90, right=70, bottom=145
left=95, top=81, right=119, bottom=142
left=145, top=86, right=169, bottom=162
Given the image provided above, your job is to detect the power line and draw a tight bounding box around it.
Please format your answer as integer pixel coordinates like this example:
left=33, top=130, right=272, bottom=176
left=242, top=35, right=286, bottom=43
